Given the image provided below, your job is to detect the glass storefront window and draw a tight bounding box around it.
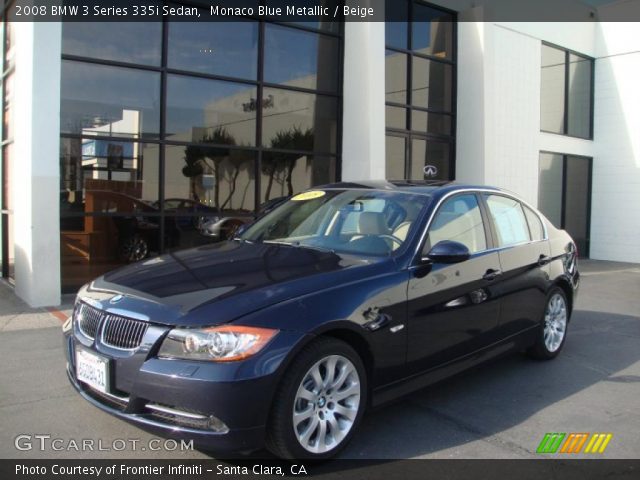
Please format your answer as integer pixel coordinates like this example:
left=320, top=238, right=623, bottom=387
left=568, top=54, right=592, bottom=139
left=410, top=139, right=450, bottom=180
left=411, top=110, right=452, bottom=135
left=59, top=19, right=342, bottom=292
left=540, top=44, right=593, bottom=139
left=62, top=22, right=162, bottom=66
left=60, top=60, right=161, bottom=138
left=411, top=57, right=452, bottom=112
left=385, top=136, right=406, bottom=180
left=412, top=3, right=454, bottom=59
left=60, top=138, right=160, bottom=216
left=541, top=45, right=566, bottom=134
left=164, top=145, right=256, bottom=214
left=260, top=153, right=335, bottom=202
left=168, top=21, right=258, bottom=80
left=261, top=88, right=338, bottom=154
left=384, top=2, right=455, bottom=180
left=264, top=24, right=339, bottom=92
left=385, top=0, right=409, bottom=49
left=166, top=74, right=257, bottom=145
left=386, top=106, right=407, bottom=130
left=385, top=50, right=408, bottom=104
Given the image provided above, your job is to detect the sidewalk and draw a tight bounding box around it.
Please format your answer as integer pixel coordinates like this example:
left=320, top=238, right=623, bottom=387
left=0, top=281, right=74, bottom=332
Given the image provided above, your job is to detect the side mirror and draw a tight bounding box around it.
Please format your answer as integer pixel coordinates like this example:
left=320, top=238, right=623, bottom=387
left=424, top=240, right=470, bottom=264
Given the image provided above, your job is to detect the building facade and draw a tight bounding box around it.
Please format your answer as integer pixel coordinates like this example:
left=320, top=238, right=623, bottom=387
left=1, top=0, right=639, bottom=306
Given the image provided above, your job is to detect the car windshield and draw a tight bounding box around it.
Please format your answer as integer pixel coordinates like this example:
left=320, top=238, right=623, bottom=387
left=239, top=189, right=431, bottom=256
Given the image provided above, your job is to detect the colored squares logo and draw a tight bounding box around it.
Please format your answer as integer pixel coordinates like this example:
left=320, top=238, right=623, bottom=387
left=537, top=433, right=613, bottom=454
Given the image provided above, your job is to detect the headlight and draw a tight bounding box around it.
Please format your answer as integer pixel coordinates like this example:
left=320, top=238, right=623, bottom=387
left=158, top=325, right=278, bottom=362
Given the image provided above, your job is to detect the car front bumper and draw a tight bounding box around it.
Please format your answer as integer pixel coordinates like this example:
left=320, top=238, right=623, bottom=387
left=63, top=318, right=306, bottom=453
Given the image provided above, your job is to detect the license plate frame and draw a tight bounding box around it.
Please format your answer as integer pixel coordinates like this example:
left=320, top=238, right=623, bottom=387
left=75, top=347, right=110, bottom=393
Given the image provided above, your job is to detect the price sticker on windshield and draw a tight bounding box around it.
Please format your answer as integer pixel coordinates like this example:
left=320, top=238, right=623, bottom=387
left=291, top=190, right=326, bottom=201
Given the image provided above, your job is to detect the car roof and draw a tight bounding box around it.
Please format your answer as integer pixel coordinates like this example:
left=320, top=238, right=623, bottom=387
left=315, top=180, right=502, bottom=197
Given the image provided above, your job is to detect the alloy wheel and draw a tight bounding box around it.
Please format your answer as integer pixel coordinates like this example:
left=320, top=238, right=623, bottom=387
left=544, top=293, right=567, bottom=352
left=292, top=355, right=361, bottom=454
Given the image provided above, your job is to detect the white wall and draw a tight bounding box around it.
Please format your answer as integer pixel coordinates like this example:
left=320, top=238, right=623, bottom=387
left=13, top=22, right=62, bottom=306
left=590, top=21, right=640, bottom=262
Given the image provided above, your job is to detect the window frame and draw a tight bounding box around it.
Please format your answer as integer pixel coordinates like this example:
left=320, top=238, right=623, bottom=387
left=384, top=0, right=457, bottom=181
left=418, top=192, right=492, bottom=257
left=481, top=193, right=549, bottom=250
left=540, top=42, right=594, bottom=140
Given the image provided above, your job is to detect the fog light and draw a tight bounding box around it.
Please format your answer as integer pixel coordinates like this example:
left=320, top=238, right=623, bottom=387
left=208, top=415, right=229, bottom=433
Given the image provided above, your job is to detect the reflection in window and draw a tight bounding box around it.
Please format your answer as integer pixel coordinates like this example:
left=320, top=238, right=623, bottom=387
left=385, top=136, right=406, bottom=180
left=410, top=139, right=450, bottom=180
left=412, top=57, right=452, bottom=112
left=168, top=21, right=258, bottom=80
left=540, top=44, right=593, bottom=139
left=541, top=45, right=566, bottom=134
left=260, top=153, right=334, bottom=202
left=385, top=0, right=408, bottom=49
left=264, top=24, right=339, bottom=92
left=61, top=60, right=161, bottom=137
left=166, top=75, right=257, bottom=145
left=62, top=22, right=162, bottom=66
left=385, top=50, right=408, bottom=104
left=60, top=138, right=159, bottom=217
left=386, top=106, right=407, bottom=130
left=411, top=110, right=451, bottom=135
left=261, top=88, right=337, bottom=154
left=165, top=144, right=256, bottom=215
left=568, top=54, right=592, bottom=138
left=384, top=1, right=455, bottom=180
left=412, top=3, right=453, bottom=59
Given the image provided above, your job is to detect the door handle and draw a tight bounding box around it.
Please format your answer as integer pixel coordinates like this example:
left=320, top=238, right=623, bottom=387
left=483, top=268, right=502, bottom=281
left=538, top=254, right=552, bottom=266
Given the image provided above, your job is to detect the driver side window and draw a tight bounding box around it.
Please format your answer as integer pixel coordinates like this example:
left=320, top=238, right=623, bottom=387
left=424, top=194, right=487, bottom=255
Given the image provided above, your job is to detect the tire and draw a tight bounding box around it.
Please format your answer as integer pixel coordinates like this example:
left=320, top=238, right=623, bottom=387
left=120, top=234, right=149, bottom=263
left=265, top=337, right=367, bottom=460
left=527, top=287, right=570, bottom=360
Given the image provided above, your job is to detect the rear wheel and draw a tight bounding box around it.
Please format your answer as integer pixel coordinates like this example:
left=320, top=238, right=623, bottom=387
left=266, top=338, right=367, bottom=459
left=528, top=287, right=569, bottom=360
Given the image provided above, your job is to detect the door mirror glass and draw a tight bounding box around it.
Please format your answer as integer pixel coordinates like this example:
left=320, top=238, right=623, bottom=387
left=425, top=240, right=470, bottom=264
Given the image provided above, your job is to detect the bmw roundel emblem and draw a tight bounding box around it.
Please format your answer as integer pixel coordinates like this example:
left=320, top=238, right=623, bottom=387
left=110, top=294, right=124, bottom=304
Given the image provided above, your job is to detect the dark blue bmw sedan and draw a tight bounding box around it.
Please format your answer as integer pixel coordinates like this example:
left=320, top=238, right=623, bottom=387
left=63, top=181, right=579, bottom=459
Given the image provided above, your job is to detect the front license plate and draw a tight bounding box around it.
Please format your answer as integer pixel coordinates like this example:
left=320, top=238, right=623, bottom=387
left=76, top=348, right=109, bottom=393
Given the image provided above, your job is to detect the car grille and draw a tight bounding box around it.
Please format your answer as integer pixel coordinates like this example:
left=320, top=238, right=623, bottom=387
left=101, top=314, right=149, bottom=350
left=76, top=303, right=102, bottom=340
left=75, top=302, right=148, bottom=350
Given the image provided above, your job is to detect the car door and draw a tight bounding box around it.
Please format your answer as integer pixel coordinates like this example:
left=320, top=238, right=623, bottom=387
left=482, top=194, right=551, bottom=339
left=406, top=193, right=504, bottom=375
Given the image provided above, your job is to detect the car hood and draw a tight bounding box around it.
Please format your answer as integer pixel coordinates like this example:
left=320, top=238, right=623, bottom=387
left=82, top=241, right=393, bottom=326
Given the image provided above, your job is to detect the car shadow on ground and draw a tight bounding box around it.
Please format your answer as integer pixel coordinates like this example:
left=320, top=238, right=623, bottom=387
left=199, top=308, right=640, bottom=461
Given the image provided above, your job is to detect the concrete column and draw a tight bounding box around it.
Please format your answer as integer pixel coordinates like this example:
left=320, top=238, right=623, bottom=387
left=341, top=8, right=386, bottom=181
left=13, top=22, right=62, bottom=306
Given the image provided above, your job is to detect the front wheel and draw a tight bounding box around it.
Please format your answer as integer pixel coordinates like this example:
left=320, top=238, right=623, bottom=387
left=266, top=338, right=367, bottom=459
left=527, top=287, right=569, bottom=360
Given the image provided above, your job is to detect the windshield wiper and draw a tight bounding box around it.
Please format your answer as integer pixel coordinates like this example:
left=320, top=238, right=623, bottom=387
left=263, top=240, right=335, bottom=254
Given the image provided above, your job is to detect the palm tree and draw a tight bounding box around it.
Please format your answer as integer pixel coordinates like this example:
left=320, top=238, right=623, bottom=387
left=262, top=126, right=314, bottom=201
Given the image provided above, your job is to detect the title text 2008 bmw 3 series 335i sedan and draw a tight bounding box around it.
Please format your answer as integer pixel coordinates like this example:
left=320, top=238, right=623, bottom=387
left=63, top=181, right=579, bottom=459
